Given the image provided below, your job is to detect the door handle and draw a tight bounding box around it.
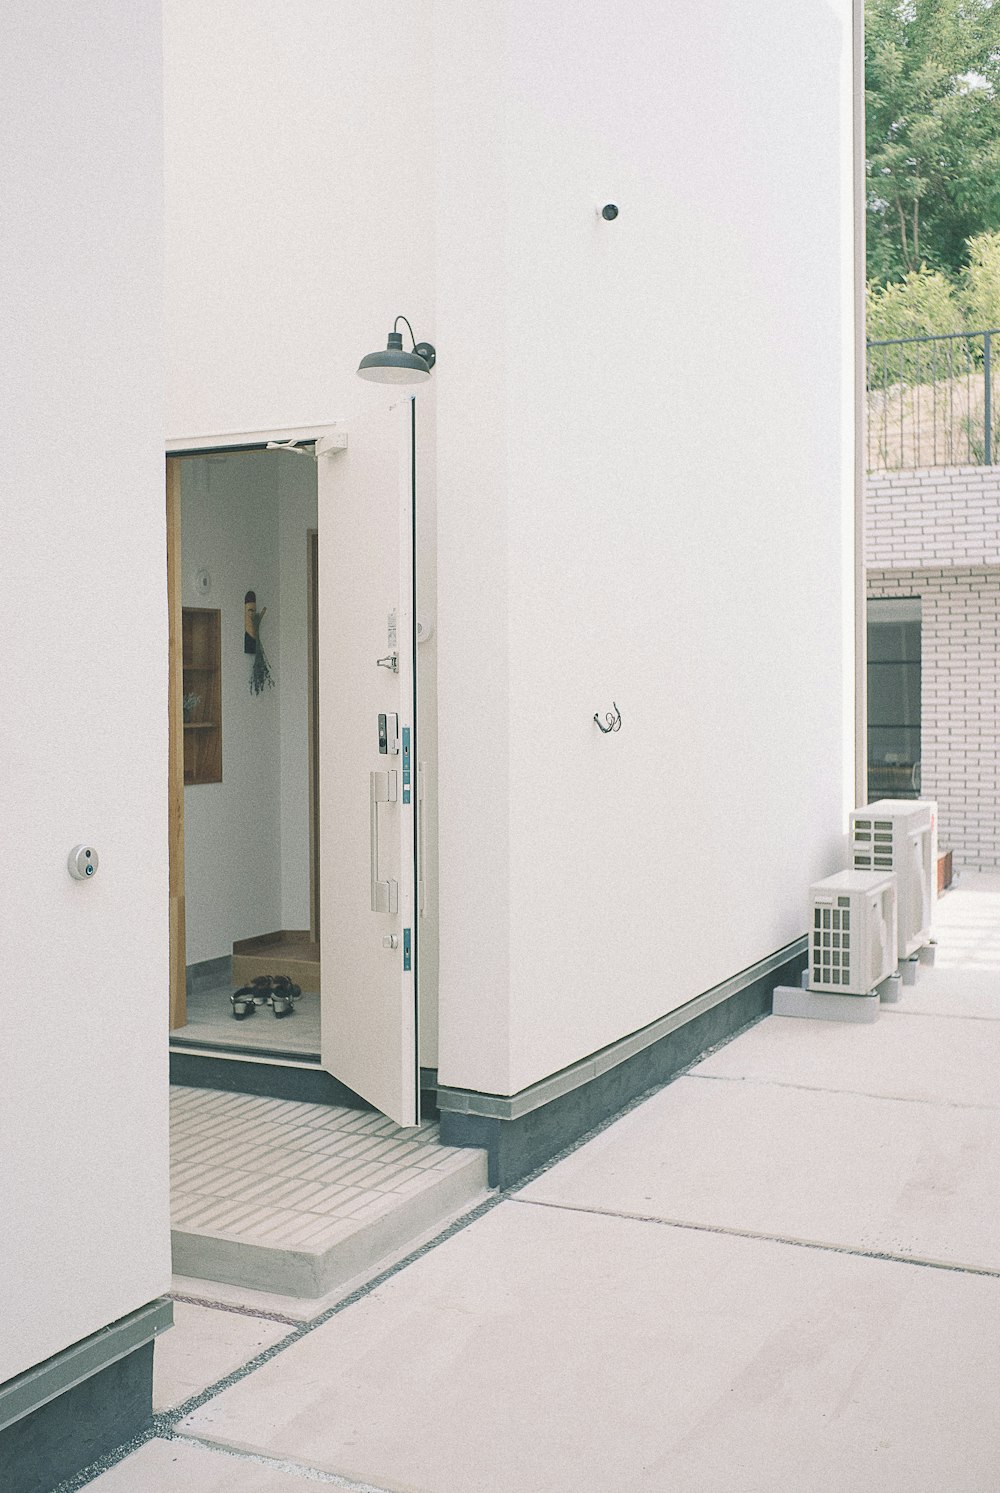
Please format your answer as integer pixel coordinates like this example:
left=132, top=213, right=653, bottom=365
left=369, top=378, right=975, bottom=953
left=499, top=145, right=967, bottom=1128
left=370, top=770, right=399, bottom=914
left=417, top=761, right=426, bottom=917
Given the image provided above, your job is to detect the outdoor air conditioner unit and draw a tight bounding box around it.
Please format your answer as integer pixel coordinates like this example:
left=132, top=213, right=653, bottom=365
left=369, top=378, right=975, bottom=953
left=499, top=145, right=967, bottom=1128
left=809, top=870, right=898, bottom=996
left=850, top=799, right=937, bottom=959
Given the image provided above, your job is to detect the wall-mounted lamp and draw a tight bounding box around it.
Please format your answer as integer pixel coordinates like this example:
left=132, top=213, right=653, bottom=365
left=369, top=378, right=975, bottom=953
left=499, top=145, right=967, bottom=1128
left=357, top=316, right=436, bottom=384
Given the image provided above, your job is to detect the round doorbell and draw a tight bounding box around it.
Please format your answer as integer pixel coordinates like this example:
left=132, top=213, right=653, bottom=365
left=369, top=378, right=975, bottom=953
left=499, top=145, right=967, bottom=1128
left=68, top=845, right=99, bottom=880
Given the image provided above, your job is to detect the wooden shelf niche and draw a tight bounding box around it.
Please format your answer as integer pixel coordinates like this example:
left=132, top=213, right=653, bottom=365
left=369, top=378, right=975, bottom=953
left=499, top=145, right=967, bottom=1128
left=182, top=607, right=222, bottom=784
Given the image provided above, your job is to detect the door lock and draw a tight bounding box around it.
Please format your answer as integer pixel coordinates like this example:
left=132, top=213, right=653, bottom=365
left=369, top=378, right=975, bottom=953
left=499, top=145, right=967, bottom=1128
left=382, top=935, right=399, bottom=950
left=378, top=712, right=399, bottom=755
left=376, top=652, right=398, bottom=673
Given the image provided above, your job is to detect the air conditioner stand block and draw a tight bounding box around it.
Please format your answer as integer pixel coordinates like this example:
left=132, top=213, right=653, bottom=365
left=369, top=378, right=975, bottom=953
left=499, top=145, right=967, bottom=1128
left=772, top=985, right=880, bottom=1024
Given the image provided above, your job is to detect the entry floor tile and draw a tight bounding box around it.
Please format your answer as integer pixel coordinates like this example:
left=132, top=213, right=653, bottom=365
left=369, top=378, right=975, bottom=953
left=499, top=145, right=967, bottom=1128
left=170, top=1087, right=490, bottom=1297
left=691, top=1009, right=1000, bottom=1108
left=81, top=1437, right=333, bottom=1491
left=520, top=1074, right=1000, bottom=1270
left=170, top=985, right=322, bottom=1059
left=153, top=1301, right=295, bottom=1411
left=178, top=1200, right=1000, bottom=1493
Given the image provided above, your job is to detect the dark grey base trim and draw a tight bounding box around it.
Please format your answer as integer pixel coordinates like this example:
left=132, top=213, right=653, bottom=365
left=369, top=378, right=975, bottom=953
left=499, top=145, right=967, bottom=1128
left=440, top=945, right=806, bottom=1188
left=170, top=1050, right=372, bottom=1108
left=169, top=1049, right=440, bottom=1116
left=0, top=1300, right=171, bottom=1493
left=185, top=955, right=231, bottom=996
left=0, top=1346, right=153, bottom=1493
left=0, top=1300, right=172, bottom=1435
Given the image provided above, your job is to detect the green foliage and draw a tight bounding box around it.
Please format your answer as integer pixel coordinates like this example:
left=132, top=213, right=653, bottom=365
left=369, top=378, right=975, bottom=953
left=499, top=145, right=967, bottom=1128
left=866, top=0, right=1000, bottom=286
left=963, top=228, right=1000, bottom=326
left=865, top=231, right=1000, bottom=352
left=866, top=265, right=965, bottom=341
left=866, top=266, right=966, bottom=383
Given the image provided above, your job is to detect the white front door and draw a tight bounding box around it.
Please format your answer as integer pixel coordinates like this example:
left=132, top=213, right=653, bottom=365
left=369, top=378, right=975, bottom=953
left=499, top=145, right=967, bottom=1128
left=317, top=397, right=419, bottom=1126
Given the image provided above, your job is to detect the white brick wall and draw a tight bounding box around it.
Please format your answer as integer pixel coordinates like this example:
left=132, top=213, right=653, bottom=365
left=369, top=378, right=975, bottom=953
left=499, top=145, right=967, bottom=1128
left=867, top=562, right=1000, bottom=870
left=867, top=466, right=1000, bottom=569
left=867, top=465, right=1000, bottom=869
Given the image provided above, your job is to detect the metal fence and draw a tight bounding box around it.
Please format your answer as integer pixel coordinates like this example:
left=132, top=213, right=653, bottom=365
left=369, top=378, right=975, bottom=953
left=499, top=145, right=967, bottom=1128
left=866, top=328, right=1000, bottom=472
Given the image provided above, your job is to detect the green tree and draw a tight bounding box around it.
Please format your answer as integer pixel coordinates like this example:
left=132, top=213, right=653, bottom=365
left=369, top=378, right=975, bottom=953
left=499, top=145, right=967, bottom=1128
left=866, top=0, right=1000, bottom=286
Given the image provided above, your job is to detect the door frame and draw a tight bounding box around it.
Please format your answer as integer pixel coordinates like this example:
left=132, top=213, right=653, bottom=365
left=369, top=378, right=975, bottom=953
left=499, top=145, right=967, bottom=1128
left=166, top=424, right=342, bottom=1031
left=167, top=457, right=186, bottom=1030
left=307, top=527, right=320, bottom=941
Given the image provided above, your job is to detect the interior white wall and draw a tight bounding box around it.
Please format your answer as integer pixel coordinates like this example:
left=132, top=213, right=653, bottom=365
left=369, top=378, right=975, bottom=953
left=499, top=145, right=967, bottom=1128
left=433, top=0, right=857, bottom=1094
left=181, top=453, right=282, bottom=963
left=181, top=451, right=317, bottom=964
left=0, top=0, right=169, bottom=1385
left=164, top=0, right=857, bottom=1100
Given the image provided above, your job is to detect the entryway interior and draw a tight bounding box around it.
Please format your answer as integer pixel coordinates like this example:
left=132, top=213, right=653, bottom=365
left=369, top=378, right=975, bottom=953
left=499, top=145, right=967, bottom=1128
left=169, top=446, right=321, bottom=1060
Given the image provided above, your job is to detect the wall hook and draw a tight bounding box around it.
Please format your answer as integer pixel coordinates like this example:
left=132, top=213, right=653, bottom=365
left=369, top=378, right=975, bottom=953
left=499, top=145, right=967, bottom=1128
left=594, top=702, right=621, bottom=733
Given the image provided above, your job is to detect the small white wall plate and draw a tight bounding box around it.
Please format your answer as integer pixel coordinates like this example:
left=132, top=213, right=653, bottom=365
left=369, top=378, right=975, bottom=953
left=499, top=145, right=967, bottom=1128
left=194, top=568, right=212, bottom=596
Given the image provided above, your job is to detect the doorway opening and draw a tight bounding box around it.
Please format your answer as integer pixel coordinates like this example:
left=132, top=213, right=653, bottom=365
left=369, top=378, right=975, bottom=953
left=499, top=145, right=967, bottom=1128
left=168, top=445, right=321, bottom=1061
left=166, top=400, right=431, bottom=1132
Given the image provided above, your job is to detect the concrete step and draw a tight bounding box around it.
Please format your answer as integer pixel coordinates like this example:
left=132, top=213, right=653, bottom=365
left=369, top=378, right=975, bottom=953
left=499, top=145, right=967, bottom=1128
left=169, top=1087, right=491, bottom=1299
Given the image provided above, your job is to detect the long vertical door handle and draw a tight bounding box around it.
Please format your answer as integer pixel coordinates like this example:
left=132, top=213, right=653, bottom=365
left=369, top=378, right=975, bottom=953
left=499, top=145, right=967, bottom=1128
left=417, top=762, right=426, bottom=916
left=370, top=770, right=399, bottom=914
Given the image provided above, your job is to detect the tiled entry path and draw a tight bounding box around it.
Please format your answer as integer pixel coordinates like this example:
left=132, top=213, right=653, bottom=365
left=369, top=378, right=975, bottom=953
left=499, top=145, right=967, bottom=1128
left=76, top=874, right=1000, bottom=1492
left=170, top=1087, right=490, bottom=1297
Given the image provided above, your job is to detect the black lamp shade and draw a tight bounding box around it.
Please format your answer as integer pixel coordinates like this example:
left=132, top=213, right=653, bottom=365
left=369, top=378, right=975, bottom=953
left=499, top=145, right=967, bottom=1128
left=358, top=330, right=434, bottom=384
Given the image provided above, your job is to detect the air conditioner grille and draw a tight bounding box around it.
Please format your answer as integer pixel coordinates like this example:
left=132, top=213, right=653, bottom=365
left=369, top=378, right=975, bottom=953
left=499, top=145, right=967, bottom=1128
left=812, top=905, right=851, bottom=987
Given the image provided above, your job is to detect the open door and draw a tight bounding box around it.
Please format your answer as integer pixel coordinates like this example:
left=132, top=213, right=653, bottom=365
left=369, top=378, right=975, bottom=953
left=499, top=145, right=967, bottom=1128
left=318, top=397, right=419, bottom=1126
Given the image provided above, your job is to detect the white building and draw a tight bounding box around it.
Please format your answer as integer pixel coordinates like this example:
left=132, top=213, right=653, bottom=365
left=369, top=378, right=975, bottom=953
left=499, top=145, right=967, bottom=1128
left=0, top=2, right=860, bottom=1487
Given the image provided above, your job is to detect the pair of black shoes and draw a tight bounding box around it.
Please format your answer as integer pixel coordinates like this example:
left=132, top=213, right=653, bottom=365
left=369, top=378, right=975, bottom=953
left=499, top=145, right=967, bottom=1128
left=231, top=975, right=302, bottom=1020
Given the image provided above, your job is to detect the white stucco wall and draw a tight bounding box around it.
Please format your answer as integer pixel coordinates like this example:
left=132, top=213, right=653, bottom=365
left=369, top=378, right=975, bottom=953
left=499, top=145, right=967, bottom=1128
left=433, top=0, right=858, bottom=1094
left=164, top=0, right=435, bottom=441
left=164, top=1, right=857, bottom=1098
left=0, top=0, right=170, bottom=1385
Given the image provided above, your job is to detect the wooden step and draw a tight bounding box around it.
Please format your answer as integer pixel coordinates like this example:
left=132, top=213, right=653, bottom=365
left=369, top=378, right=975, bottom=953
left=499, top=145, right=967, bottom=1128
left=232, top=930, right=320, bottom=994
